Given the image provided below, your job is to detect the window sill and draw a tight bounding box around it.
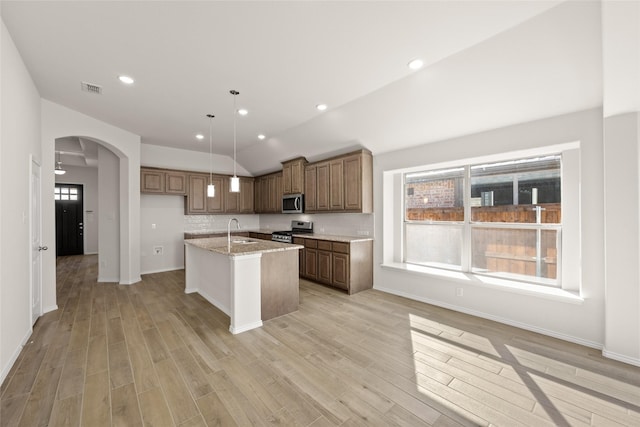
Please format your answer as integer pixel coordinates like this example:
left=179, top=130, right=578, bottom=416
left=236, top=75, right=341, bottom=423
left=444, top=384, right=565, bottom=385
left=380, top=262, right=583, bottom=305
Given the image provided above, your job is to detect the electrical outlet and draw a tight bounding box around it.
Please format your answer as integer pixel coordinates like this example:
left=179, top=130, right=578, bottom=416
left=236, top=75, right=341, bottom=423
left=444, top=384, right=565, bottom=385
left=153, top=246, right=164, bottom=255
left=456, top=288, right=464, bottom=297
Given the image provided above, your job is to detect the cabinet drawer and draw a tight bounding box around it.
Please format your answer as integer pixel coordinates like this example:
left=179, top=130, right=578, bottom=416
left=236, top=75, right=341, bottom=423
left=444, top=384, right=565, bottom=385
left=332, top=242, right=350, bottom=254
left=304, top=239, right=318, bottom=248
left=317, top=240, right=332, bottom=251
left=292, top=237, right=305, bottom=245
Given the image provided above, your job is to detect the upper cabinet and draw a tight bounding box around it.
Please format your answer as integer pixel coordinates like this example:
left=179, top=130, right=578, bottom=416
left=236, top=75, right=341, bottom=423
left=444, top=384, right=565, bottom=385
left=282, top=157, right=307, bottom=195
left=304, top=150, right=372, bottom=213
left=225, top=176, right=255, bottom=214
left=254, top=171, right=283, bottom=213
left=141, top=168, right=187, bottom=195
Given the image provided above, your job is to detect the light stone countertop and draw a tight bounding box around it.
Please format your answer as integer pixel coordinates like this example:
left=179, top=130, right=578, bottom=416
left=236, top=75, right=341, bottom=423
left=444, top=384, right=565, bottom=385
left=184, top=229, right=274, bottom=236
left=291, top=233, right=373, bottom=243
left=185, top=236, right=302, bottom=257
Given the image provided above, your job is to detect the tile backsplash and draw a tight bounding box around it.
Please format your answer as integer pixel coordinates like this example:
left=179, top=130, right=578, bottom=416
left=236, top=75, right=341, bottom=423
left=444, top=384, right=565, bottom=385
left=259, top=213, right=374, bottom=237
left=184, top=213, right=374, bottom=237
left=184, top=214, right=261, bottom=232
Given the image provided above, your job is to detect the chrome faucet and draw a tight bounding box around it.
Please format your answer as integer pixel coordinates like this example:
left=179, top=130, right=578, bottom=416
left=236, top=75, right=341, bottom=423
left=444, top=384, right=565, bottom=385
left=228, top=218, right=240, bottom=252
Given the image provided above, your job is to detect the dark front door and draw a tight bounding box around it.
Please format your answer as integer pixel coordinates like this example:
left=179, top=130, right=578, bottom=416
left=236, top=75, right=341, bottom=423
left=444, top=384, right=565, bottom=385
left=55, top=184, right=84, bottom=256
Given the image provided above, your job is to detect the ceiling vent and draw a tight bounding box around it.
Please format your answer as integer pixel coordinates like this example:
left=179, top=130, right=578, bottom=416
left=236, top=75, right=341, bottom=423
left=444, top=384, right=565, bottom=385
left=81, top=81, right=103, bottom=95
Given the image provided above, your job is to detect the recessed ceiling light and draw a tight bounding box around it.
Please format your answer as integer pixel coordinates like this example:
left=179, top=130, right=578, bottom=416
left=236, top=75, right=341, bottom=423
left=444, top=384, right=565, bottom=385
left=118, top=75, right=134, bottom=84
left=195, top=134, right=204, bottom=140
left=258, top=134, right=266, bottom=140
left=407, top=59, right=424, bottom=70
left=316, top=104, right=327, bottom=111
left=237, top=108, right=248, bottom=116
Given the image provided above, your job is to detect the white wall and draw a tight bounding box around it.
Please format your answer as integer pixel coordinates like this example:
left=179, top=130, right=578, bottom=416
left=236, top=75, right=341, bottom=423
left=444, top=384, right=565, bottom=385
left=55, top=165, right=99, bottom=254
left=0, top=19, right=42, bottom=383
left=97, top=146, right=120, bottom=282
left=41, top=101, right=142, bottom=300
left=141, top=195, right=187, bottom=274
left=374, top=109, right=605, bottom=350
left=141, top=143, right=251, bottom=176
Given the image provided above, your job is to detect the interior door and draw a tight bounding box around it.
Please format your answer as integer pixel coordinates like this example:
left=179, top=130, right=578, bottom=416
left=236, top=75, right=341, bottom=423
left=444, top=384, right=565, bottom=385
left=55, top=184, right=84, bottom=256
left=31, top=159, right=43, bottom=325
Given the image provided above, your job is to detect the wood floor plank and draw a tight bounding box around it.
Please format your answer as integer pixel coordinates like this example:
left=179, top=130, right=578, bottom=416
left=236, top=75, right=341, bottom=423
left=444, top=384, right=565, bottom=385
left=108, top=341, right=134, bottom=389
left=48, top=393, right=82, bottom=427
left=138, top=387, right=174, bottom=427
left=17, top=366, right=63, bottom=427
left=111, top=383, right=143, bottom=427
left=4, top=255, right=640, bottom=427
left=82, top=371, right=110, bottom=427
left=196, top=391, right=238, bottom=427
left=154, top=358, right=199, bottom=424
left=86, top=334, right=108, bottom=376
left=56, top=348, right=87, bottom=400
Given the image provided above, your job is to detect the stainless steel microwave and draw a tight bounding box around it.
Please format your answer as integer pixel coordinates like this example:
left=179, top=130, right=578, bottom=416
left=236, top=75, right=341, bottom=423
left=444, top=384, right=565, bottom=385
left=282, top=193, right=304, bottom=214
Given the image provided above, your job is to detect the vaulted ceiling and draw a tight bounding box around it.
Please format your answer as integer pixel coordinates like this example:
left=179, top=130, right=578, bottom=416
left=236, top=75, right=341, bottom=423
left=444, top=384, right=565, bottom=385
left=1, top=1, right=601, bottom=175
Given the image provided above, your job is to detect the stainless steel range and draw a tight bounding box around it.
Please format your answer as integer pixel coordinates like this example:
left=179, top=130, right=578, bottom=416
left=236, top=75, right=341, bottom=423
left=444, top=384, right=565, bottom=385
left=271, top=220, right=313, bottom=243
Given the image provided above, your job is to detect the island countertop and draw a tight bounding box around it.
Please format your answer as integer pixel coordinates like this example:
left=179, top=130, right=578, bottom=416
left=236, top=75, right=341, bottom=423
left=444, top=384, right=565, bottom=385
left=185, top=236, right=302, bottom=257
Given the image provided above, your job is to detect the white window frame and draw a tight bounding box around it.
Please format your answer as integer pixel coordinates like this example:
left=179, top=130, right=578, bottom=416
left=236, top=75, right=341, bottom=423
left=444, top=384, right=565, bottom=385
left=387, top=142, right=580, bottom=296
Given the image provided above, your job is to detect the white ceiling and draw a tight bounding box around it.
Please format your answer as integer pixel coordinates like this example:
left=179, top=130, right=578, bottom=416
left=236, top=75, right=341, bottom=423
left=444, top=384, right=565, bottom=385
left=1, top=1, right=601, bottom=175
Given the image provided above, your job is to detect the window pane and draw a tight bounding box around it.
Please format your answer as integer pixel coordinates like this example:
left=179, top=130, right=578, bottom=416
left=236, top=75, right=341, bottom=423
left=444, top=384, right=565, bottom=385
left=54, top=194, right=60, bottom=200
left=405, top=167, right=464, bottom=222
left=471, top=155, right=561, bottom=223
left=61, top=187, right=69, bottom=194
left=70, top=188, right=78, bottom=194
left=70, top=195, right=78, bottom=200
left=61, top=194, right=69, bottom=200
left=471, top=227, right=558, bottom=284
left=54, top=187, right=60, bottom=194
left=405, top=223, right=463, bottom=270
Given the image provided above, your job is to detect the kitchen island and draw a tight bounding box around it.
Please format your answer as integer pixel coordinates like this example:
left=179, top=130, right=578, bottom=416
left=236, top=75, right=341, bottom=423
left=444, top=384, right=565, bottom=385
left=184, top=237, right=302, bottom=334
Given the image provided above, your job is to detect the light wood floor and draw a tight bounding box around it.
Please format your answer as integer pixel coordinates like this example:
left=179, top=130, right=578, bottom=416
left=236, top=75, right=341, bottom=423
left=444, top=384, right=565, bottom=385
left=2, top=255, right=639, bottom=426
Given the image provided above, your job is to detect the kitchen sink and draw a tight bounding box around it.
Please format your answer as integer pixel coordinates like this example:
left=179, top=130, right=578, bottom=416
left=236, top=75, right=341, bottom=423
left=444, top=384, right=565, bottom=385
left=232, top=239, right=257, bottom=245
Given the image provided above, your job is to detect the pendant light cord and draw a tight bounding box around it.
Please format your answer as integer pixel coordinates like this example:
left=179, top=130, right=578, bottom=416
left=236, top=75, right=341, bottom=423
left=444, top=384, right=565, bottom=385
left=231, top=90, right=239, bottom=178
left=207, top=114, right=214, bottom=184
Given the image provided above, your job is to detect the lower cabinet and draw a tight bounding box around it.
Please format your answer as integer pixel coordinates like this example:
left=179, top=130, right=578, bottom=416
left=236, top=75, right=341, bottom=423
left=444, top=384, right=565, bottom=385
left=299, top=238, right=372, bottom=294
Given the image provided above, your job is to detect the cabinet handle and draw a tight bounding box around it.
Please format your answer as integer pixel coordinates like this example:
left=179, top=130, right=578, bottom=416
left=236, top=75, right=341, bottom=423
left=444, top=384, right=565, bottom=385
left=38, top=246, right=48, bottom=251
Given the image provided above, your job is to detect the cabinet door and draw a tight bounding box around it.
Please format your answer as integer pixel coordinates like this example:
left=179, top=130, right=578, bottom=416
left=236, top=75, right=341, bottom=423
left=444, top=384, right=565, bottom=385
left=275, top=173, right=283, bottom=212
left=291, top=160, right=304, bottom=194
left=224, top=178, right=240, bottom=213
left=293, top=237, right=305, bottom=276
left=318, top=250, right=332, bottom=284
left=343, top=155, right=363, bottom=211
left=282, top=163, right=292, bottom=195
left=141, top=169, right=165, bottom=193
left=187, top=174, right=207, bottom=214
left=267, top=175, right=277, bottom=212
left=332, top=253, right=350, bottom=290
left=304, top=165, right=317, bottom=212
left=329, top=159, right=344, bottom=210
left=206, top=175, right=225, bottom=213
left=304, top=248, right=317, bottom=280
left=240, top=178, right=255, bottom=213
left=316, top=162, right=330, bottom=211
left=165, top=171, right=187, bottom=194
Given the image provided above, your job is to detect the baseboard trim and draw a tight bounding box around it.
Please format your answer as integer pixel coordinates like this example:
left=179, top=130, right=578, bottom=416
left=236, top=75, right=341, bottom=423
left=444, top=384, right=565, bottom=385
left=1, top=328, right=32, bottom=386
left=375, top=285, right=603, bottom=350
left=97, top=276, right=119, bottom=283
left=141, top=266, right=184, bottom=275
left=119, top=276, right=142, bottom=285
left=42, top=305, right=58, bottom=314
left=602, top=349, right=640, bottom=367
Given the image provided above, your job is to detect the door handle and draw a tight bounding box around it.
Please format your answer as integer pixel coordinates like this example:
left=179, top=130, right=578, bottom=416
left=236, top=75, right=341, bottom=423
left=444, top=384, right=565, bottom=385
left=38, top=246, right=48, bottom=251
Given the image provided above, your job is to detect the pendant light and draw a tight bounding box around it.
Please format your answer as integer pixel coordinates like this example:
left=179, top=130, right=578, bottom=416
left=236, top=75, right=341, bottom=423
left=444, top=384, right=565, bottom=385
left=206, top=114, right=215, bottom=197
left=54, top=151, right=66, bottom=175
left=229, top=90, right=240, bottom=193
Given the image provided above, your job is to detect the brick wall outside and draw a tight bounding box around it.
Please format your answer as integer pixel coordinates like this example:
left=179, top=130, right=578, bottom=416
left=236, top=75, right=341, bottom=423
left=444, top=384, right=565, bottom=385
left=406, top=180, right=456, bottom=208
